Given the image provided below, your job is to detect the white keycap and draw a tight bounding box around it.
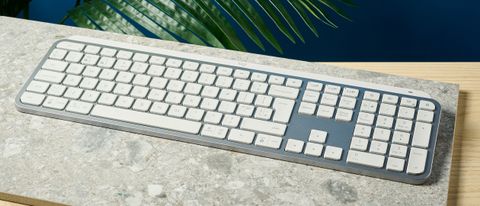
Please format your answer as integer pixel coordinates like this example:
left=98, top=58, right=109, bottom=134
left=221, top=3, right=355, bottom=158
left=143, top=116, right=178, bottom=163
left=49, top=49, right=67, bottom=60
left=215, top=76, right=233, bottom=88
left=150, top=77, right=168, bottom=89
left=350, top=137, right=368, bottom=151
left=376, top=115, right=393, bottom=129
left=338, top=97, right=356, bottom=109
left=147, top=65, right=165, bottom=76
left=65, top=51, right=83, bottom=62
left=382, top=94, right=398, bottom=104
left=335, top=108, right=353, bottom=122
left=66, top=100, right=93, bottom=114
left=82, top=66, right=101, bottom=77
left=347, top=150, right=385, bottom=168
left=47, top=84, right=66, bottom=96
left=66, top=63, right=85, bottom=74
left=357, top=112, right=374, bottom=125
left=389, top=144, right=407, bottom=158
left=378, top=103, right=396, bottom=116
left=298, top=102, right=316, bottom=115
left=406, top=148, right=428, bottom=174
left=353, top=124, right=372, bottom=138
left=272, top=98, right=295, bottom=123
left=148, top=89, right=167, bottom=102
left=132, top=74, right=152, bottom=86
left=91, top=105, right=201, bottom=134
left=417, top=110, right=434, bottom=123
left=116, top=50, right=133, bottom=59
left=218, top=101, right=237, bottom=114
left=369, top=140, right=388, bottom=155
left=98, top=93, right=117, bottom=105
left=360, top=100, right=377, bottom=113
left=320, top=94, right=338, bottom=106
left=166, top=58, right=183, bottom=67
left=63, top=75, right=82, bottom=87
left=97, top=57, right=116, bottom=68
left=309, top=129, right=327, bottom=143
left=395, top=119, right=413, bottom=132
left=286, top=78, right=302, bottom=88
left=419, top=100, right=435, bottom=111
left=342, top=88, right=359, bottom=97
left=133, top=53, right=149, bottom=62
left=130, top=86, right=149, bottom=98
left=254, top=107, right=273, bottom=120
left=116, top=71, right=134, bottom=83
left=372, top=127, right=391, bottom=141
left=201, top=124, right=228, bottom=139
left=113, top=83, right=132, bottom=95
left=324, top=146, right=343, bottom=160
left=165, top=92, right=185, bottom=104
left=250, top=82, right=268, bottom=94
left=233, top=69, right=250, bottom=79
left=237, top=92, right=254, bottom=104
left=304, top=142, right=323, bottom=156
left=302, top=90, right=320, bottom=103
left=232, top=79, right=250, bottom=91
left=100, top=48, right=117, bottom=57
left=268, top=85, right=299, bottom=99
left=285, top=139, right=304, bottom=153
left=198, top=73, right=216, bottom=85
left=411, top=122, right=432, bottom=148
left=150, top=102, right=169, bottom=114
left=113, top=59, right=132, bottom=71
left=164, top=67, right=183, bottom=79
left=84, top=45, right=100, bottom=54
left=181, top=70, right=199, bottom=82
left=42, top=59, right=68, bottom=72
left=182, top=95, right=201, bottom=107
left=57, top=41, right=84, bottom=51
left=115, top=96, right=134, bottom=108
left=240, top=118, right=286, bottom=136
left=398, top=106, right=415, bottom=119
left=20, top=92, right=45, bottom=106
left=236, top=104, right=254, bottom=116
left=254, top=95, right=272, bottom=107
left=34, top=70, right=65, bottom=84
left=168, top=105, right=187, bottom=118
left=317, top=105, right=335, bottom=118
left=251, top=72, right=267, bottom=82
left=255, top=134, right=282, bottom=149
left=183, top=61, right=199, bottom=70
left=166, top=80, right=185, bottom=92
left=386, top=157, right=405, bottom=172
left=43, top=96, right=68, bottom=110
left=306, top=82, right=323, bottom=91
left=204, top=111, right=223, bottom=124
left=130, top=62, right=149, bottom=73
left=400, top=97, right=417, bottom=108
left=99, top=69, right=118, bottom=80
left=199, top=64, right=216, bottom=73
left=222, top=114, right=241, bottom=127
left=268, top=75, right=285, bottom=85
left=217, top=66, right=233, bottom=76
left=392, top=131, right=410, bottom=145
left=199, top=98, right=218, bottom=111
left=364, top=91, right=380, bottom=101
left=185, top=108, right=205, bottom=121
left=149, top=56, right=166, bottom=65
left=228, top=129, right=255, bottom=144
left=26, top=81, right=49, bottom=93
left=81, top=54, right=99, bottom=66
left=64, top=87, right=83, bottom=99
left=324, top=85, right=341, bottom=94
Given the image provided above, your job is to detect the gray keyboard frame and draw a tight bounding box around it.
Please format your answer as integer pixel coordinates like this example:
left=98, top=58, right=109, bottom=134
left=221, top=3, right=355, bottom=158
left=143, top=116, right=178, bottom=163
left=15, top=39, right=442, bottom=184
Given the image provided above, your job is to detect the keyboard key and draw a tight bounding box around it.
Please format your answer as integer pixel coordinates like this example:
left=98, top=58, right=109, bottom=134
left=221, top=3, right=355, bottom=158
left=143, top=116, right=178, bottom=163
left=286, top=78, right=302, bottom=88
left=302, top=90, right=320, bottom=103
left=376, top=115, right=394, bottom=129
left=357, top=112, right=374, bottom=125
left=386, top=157, right=405, bottom=172
left=57, top=41, right=84, bottom=51
left=42, top=59, right=68, bottom=72
left=285, top=139, right=304, bottom=153
left=324, top=146, right=343, bottom=160
left=397, top=107, right=415, bottom=119
left=66, top=100, right=93, bottom=114
left=304, top=142, right=323, bottom=157
left=268, top=85, right=299, bottom=99
left=84, top=45, right=101, bottom=54
left=43, top=96, right=68, bottom=110
left=201, top=124, right=228, bottom=139
left=298, top=102, right=316, bottom=115
left=320, top=94, right=338, bottom=106
left=240, top=118, right=286, bottom=136
left=309, top=129, right=327, bottom=143
left=272, top=98, right=295, bottom=123
left=20, top=92, right=45, bottom=106
left=342, top=88, right=358, bottom=97
left=411, top=122, right=432, bottom=148
left=34, top=70, right=65, bottom=84
left=255, top=134, right=282, bottom=149
left=64, top=87, right=84, bottom=99
left=228, top=129, right=255, bottom=144
left=353, top=124, right=371, bottom=138
left=360, top=100, right=377, bottom=113
left=335, top=108, right=353, bottom=122
left=395, top=119, right=413, bottom=132
left=378, top=103, right=396, bottom=116
left=400, top=97, right=417, bottom=108
left=317, top=105, right=334, bottom=118
left=372, top=127, right=391, bottom=141
left=91, top=104, right=201, bottom=134
left=369, top=140, right=388, bottom=155
left=419, top=100, right=435, bottom=111
left=347, top=150, right=385, bottom=168
left=116, top=50, right=133, bottom=59
left=389, top=144, right=408, bottom=158
left=364, top=91, right=380, bottom=101
left=406, top=148, right=428, bottom=174
left=392, top=131, right=410, bottom=145
left=251, top=72, right=267, bottom=82
left=133, top=53, right=149, bottom=62
left=47, top=84, right=66, bottom=96
left=306, top=82, right=323, bottom=91
left=65, top=51, right=83, bottom=62
left=338, top=97, right=356, bottom=109
left=26, top=81, right=50, bottom=93
left=350, top=137, right=368, bottom=151
left=149, top=56, right=166, bottom=65
left=166, top=58, right=183, bottom=67
left=268, top=75, right=285, bottom=85
left=382, top=94, right=398, bottom=104
left=100, top=48, right=117, bottom=57
left=417, top=110, right=434, bottom=123
left=324, top=85, right=341, bottom=94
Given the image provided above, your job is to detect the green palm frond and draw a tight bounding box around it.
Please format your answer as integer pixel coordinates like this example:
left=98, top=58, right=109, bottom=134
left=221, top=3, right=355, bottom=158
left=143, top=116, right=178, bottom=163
left=66, top=0, right=352, bottom=53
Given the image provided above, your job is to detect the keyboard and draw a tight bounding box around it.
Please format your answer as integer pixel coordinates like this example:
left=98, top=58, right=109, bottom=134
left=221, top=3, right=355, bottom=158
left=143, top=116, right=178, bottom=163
left=16, top=36, right=441, bottom=184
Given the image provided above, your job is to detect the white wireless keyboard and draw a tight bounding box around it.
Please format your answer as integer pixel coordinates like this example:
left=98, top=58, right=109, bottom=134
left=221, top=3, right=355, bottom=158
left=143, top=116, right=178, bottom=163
left=16, top=36, right=441, bottom=184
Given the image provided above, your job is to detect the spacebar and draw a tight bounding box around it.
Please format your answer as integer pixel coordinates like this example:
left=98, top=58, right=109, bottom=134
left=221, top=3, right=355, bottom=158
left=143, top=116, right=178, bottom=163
left=90, top=105, right=202, bottom=134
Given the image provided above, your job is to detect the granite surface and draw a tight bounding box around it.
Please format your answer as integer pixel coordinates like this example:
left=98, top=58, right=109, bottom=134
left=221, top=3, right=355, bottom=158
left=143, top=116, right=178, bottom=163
left=0, top=17, right=459, bottom=205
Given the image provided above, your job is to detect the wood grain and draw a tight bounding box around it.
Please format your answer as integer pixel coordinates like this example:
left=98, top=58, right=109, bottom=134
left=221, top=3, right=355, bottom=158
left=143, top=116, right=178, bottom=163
left=323, top=62, right=480, bottom=206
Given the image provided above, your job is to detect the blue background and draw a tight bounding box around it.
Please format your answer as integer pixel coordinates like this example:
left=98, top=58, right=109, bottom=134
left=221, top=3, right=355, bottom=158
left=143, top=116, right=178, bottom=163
left=24, top=0, right=480, bottom=61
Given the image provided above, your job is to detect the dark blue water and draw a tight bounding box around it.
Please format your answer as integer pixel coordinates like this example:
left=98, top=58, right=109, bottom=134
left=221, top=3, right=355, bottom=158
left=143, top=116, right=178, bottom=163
left=24, top=0, right=480, bottom=61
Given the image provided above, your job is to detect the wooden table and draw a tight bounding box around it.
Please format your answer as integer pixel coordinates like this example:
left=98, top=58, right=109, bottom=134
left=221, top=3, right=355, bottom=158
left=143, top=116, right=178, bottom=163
left=1, top=62, right=478, bottom=206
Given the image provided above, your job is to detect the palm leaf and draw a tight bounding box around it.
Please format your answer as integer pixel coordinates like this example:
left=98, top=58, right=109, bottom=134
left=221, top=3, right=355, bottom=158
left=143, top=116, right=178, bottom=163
left=66, top=0, right=352, bottom=53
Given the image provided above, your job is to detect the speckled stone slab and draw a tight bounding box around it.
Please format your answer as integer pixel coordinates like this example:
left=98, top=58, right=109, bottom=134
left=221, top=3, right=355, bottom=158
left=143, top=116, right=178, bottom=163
left=0, top=17, right=458, bottom=205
